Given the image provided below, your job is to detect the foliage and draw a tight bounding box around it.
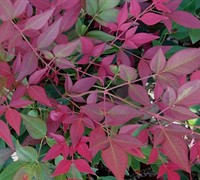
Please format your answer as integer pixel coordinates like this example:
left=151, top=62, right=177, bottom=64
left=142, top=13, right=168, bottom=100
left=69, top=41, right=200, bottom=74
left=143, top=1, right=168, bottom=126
left=0, top=0, right=200, bottom=179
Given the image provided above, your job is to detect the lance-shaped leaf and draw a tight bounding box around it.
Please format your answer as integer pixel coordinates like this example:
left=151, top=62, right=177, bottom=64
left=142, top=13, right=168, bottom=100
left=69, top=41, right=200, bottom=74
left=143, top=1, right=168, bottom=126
left=98, top=0, right=120, bottom=11
left=25, top=8, right=55, bottom=30
left=175, top=80, right=200, bottom=106
left=5, top=108, right=21, bottom=135
left=16, top=52, right=38, bottom=81
left=12, top=0, right=28, bottom=18
left=150, top=48, right=166, bottom=73
left=9, top=99, right=33, bottom=108
left=53, top=40, right=79, bottom=58
left=169, top=11, right=200, bottom=29
left=86, top=0, right=98, bottom=16
left=106, top=105, right=141, bottom=125
left=37, top=17, right=62, bottom=49
left=0, top=0, right=13, bottom=21
left=119, top=64, right=137, bottom=81
left=117, top=2, right=128, bottom=26
left=0, top=120, right=14, bottom=149
left=161, top=133, right=190, bottom=172
left=163, top=48, right=200, bottom=75
left=74, top=159, right=94, bottom=174
left=52, top=159, right=71, bottom=176
left=27, top=85, right=51, bottom=106
left=29, top=68, right=48, bottom=85
left=102, top=141, right=128, bottom=180
left=130, top=0, right=141, bottom=18
left=86, top=30, right=115, bottom=42
left=80, top=37, right=94, bottom=54
left=129, top=84, right=151, bottom=107
left=140, top=13, right=168, bottom=26
left=21, top=114, right=47, bottom=139
left=55, top=58, right=75, bottom=69
left=43, top=144, right=63, bottom=161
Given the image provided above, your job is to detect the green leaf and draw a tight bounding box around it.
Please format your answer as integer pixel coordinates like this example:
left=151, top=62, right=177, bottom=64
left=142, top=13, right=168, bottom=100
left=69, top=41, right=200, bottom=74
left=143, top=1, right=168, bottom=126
left=98, top=0, right=120, bottom=11
left=16, top=141, right=38, bottom=163
left=86, top=30, right=115, bottom=42
left=98, top=9, right=118, bottom=23
left=189, top=29, right=200, bottom=44
left=13, top=164, right=35, bottom=180
left=132, top=124, right=149, bottom=137
left=100, top=176, right=116, bottom=180
left=21, top=114, right=47, bottom=139
left=131, top=157, right=140, bottom=171
left=86, top=0, right=98, bottom=16
left=35, top=163, right=53, bottom=180
left=0, top=161, right=26, bottom=179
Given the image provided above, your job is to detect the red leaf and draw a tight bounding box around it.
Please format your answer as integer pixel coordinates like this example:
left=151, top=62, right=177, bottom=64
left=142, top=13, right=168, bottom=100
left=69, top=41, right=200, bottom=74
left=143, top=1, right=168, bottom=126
left=175, top=80, right=200, bottom=107
left=12, top=53, right=22, bottom=74
left=0, top=22, right=13, bottom=43
left=27, top=85, right=51, bottom=106
left=0, top=0, right=13, bottom=21
left=25, top=8, right=55, bottom=30
left=148, top=148, right=158, bottom=164
left=71, top=77, right=96, bottom=94
left=150, top=48, right=166, bottom=73
left=9, top=99, right=33, bottom=108
left=77, top=143, right=92, bottom=162
left=130, top=0, right=141, bottom=18
left=53, top=40, right=79, bottom=58
left=89, top=126, right=109, bottom=156
left=50, top=133, right=65, bottom=144
left=112, top=134, right=143, bottom=149
left=70, top=121, right=84, bottom=148
left=161, top=133, right=190, bottom=172
left=55, top=58, right=75, bottom=69
left=102, top=141, right=128, bottom=180
left=140, top=13, right=168, bottom=26
left=129, top=84, right=151, bottom=107
left=74, top=159, right=94, bottom=174
left=29, top=68, right=48, bottom=85
left=0, top=62, right=12, bottom=77
left=169, top=11, right=200, bottom=29
left=5, top=108, right=21, bottom=135
left=37, top=17, right=62, bottom=49
left=132, top=33, right=159, bottom=46
left=0, top=120, right=14, bottom=149
left=12, top=0, right=28, bottom=18
left=52, top=159, right=71, bottom=176
left=107, top=105, right=141, bottom=125
left=163, top=48, right=200, bottom=75
left=42, top=144, right=63, bottom=161
left=17, top=52, right=38, bottom=81
left=117, top=2, right=128, bottom=26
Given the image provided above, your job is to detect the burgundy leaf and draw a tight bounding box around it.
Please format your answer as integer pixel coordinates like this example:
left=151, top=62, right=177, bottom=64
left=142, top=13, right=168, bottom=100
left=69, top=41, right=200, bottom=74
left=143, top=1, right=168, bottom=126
left=17, top=52, right=38, bottom=81
left=27, top=85, right=51, bottom=106
left=55, top=58, right=75, bottom=69
left=28, top=68, right=48, bottom=85
left=5, top=108, right=21, bottom=135
left=102, top=141, right=128, bottom=180
left=37, top=17, right=62, bottom=49
left=129, top=84, right=151, bottom=107
left=25, top=8, right=55, bottom=30
left=0, top=120, right=14, bottom=149
left=119, top=64, right=137, bottom=81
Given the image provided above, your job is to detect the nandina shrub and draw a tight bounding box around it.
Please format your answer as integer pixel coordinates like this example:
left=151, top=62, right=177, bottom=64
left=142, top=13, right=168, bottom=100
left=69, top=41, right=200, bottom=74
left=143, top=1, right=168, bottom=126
left=0, top=0, right=200, bottom=179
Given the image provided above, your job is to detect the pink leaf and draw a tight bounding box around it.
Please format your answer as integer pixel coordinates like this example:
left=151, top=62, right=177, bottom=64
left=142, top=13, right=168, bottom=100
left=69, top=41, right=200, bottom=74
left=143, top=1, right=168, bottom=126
left=0, top=120, right=14, bottom=149
left=130, top=0, right=141, bottom=18
left=133, top=33, right=159, bottom=46
left=0, top=62, right=12, bottom=77
left=5, top=108, right=21, bottom=135
left=29, top=68, right=48, bottom=85
left=25, top=8, right=55, bottom=30
left=55, top=58, right=75, bottom=69
left=162, top=86, right=176, bottom=105
left=150, top=48, right=166, bottom=73
left=12, top=53, right=22, bottom=74
left=191, top=70, right=200, bottom=81
left=27, top=85, right=51, bottom=106
left=0, top=0, right=13, bottom=21
left=148, top=148, right=158, bottom=164
left=157, top=73, right=180, bottom=89
left=80, top=37, right=94, bottom=54
left=102, top=141, right=128, bottom=180
left=70, top=121, right=84, bottom=148
left=12, top=0, right=28, bottom=18
left=74, top=159, right=94, bottom=174
left=50, top=133, right=65, bottom=144
left=163, top=48, right=200, bottom=75
left=71, top=77, right=96, bottom=94
left=117, top=2, right=128, bottom=26
left=119, top=64, right=137, bottom=81
left=53, top=40, right=79, bottom=58
left=16, top=52, right=38, bottom=81
left=0, top=22, right=13, bottom=43
left=37, top=17, right=62, bottom=49
left=140, top=13, right=168, bottom=26
left=107, top=105, right=141, bottom=125
left=43, top=144, right=63, bottom=161
left=52, top=159, right=71, bottom=176
left=125, top=26, right=137, bottom=39
left=175, top=80, right=200, bottom=107
left=129, top=84, right=151, bottom=107
left=169, top=11, right=200, bottom=29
